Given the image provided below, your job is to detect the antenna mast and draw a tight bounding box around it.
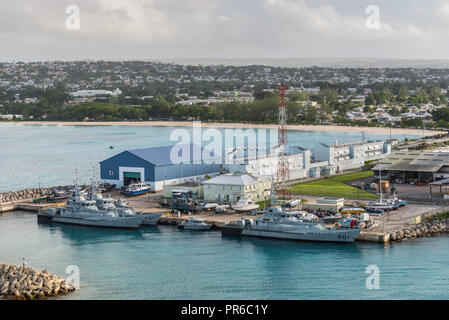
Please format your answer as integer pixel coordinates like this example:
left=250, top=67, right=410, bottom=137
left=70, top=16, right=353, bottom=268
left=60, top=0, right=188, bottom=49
left=275, top=83, right=291, bottom=199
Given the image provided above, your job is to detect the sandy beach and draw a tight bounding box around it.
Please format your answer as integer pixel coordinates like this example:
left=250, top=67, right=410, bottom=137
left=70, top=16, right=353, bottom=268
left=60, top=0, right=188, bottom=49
left=3, top=121, right=442, bottom=136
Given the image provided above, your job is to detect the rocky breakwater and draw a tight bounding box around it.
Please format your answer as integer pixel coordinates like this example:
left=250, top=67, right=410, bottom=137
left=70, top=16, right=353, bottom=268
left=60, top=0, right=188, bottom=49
left=0, top=186, right=74, bottom=204
left=0, top=188, right=51, bottom=204
left=0, top=264, right=76, bottom=300
left=389, top=218, right=448, bottom=242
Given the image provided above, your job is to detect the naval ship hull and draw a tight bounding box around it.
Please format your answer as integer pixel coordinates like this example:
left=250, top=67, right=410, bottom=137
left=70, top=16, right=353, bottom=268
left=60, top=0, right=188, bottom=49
left=222, top=226, right=361, bottom=243
left=140, top=213, right=161, bottom=226
left=37, top=214, right=143, bottom=230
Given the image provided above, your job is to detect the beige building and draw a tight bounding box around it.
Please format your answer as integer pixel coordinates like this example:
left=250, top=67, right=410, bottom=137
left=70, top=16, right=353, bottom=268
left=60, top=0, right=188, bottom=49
left=203, top=173, right=271, bottom=203
left=301, top=197, right=345, bottom=213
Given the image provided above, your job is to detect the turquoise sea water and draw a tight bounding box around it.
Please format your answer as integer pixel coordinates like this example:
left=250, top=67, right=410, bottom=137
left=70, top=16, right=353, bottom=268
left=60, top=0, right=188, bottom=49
left=1, top=211, right=449, bottom=300
left=2, top=123, right=446, bottom=300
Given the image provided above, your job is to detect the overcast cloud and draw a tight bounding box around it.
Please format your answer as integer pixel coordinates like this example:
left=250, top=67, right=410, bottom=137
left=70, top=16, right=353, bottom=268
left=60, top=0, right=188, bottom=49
left=1, top=0, right=449, bottom=61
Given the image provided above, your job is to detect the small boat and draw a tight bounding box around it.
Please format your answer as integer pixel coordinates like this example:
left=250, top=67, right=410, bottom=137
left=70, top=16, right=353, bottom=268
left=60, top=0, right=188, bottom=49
left=365, top=207, right=384, bottom=214
left=232, top=198, right=259, bottom=213
left=101, top=183, right=116, bottom=192
left=365, top=195, right=394, bottom=212
left=387, top=192, right=406, bottom=207
left=340, top=207, right=366, bottom=214
left=386, top=200, right=401, bottom=210
left=178, top=217, right=211, bottom=230
left=124, top=182, right=151, bottom=196
left=365, top=203, right=393, bottom=211
left=367, top=170, right=395, bottom=212
left=215, top=205, right=230, bottom=213
left=202, top=203, right=219, bottom=211
left=46, top=189, right=72, bottom=202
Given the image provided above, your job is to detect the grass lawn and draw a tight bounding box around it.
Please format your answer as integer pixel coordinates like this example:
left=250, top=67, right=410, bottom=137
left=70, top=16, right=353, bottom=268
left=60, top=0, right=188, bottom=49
left=290, top=171, right=377, bottom=199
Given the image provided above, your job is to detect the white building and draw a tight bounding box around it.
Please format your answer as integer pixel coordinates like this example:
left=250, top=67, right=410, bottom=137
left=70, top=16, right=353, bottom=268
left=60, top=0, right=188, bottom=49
left=70, top=88, right=122, bottom=98
left=223, top=148, right=328, bottom=181
left=0, top=114, right=23, bottom=120
left=312, top=140, right=392, bottom=171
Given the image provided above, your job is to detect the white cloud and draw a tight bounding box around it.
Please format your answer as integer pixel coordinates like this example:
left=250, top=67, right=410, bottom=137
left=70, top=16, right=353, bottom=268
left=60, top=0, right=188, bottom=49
left=263, top=0, right=429, bottom=41
left=0, top=0, right=449, bottom=60
left=436, top=1, right=449, bottom=18
left=257, top=0, right=441, bottom=57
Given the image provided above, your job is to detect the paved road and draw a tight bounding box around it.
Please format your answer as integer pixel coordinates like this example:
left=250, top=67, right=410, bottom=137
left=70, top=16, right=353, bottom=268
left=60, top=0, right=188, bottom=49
left=371, top=203, right=446, bottom=232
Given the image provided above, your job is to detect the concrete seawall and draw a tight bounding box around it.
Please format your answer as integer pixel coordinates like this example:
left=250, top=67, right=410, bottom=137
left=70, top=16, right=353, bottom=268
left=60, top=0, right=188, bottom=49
left=0, top=202, right=18, bottom=213
left=0, top=200, right=64, bottom=214
left=357, top=231, right=390, bottom=243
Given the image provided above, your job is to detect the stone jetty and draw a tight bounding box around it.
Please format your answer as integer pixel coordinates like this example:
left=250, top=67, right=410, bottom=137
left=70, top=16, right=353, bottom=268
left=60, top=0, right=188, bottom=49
left=0, top=264, right=76, bottom=300
left=388, top=217, right=448, bottom=242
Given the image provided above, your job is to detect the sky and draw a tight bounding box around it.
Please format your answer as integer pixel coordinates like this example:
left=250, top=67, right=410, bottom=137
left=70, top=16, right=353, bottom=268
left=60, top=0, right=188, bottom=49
left=2, top=0, right=449, bottom=61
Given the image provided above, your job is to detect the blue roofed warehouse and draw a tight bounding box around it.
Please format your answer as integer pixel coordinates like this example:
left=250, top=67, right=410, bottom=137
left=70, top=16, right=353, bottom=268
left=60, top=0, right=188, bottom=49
left=100, top=144, right=222, bottom=191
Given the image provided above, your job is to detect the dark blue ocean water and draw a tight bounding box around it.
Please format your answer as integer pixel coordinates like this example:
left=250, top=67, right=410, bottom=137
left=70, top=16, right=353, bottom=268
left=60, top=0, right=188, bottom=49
left=0, top=123, right=416, bottom=192
left=1, top=211, right=449, bottom=300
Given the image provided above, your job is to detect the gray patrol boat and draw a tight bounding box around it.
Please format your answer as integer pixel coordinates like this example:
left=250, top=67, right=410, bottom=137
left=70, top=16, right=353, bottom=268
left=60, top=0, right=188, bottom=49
left=38, top=189, right=144, bottom=229
left=222, top=192, right=361, bottom=243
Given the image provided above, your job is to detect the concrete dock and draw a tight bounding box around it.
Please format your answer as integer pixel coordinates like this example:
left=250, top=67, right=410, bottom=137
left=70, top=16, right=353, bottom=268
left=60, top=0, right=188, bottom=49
left=2, top=190, right=447, bottom=243
left=0, top=200, right=65, bottom=213
left=123, top=192, right=449, bottom=243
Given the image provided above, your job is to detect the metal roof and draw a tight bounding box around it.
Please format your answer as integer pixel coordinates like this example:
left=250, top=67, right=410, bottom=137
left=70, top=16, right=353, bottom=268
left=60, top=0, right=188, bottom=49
left=373, top=151, right=449, bottom=173
left=228, top=146, right=303, bottom=163
left=430, top=178, right=449, bottom=185
left=127, top=144, right=221, bottom=166
left=371, top=163, right=390, bottom=171
left=204, top=173, right=263, bottom=186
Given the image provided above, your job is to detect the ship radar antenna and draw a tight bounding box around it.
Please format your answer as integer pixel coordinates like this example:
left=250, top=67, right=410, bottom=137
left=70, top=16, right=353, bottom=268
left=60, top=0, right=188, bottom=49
left=270, top=177, right=277, bottom=205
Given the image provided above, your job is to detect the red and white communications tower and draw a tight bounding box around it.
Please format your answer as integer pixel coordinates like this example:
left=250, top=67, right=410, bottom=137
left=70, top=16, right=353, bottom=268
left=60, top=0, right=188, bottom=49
left=275, top=83, right=291, bottom=199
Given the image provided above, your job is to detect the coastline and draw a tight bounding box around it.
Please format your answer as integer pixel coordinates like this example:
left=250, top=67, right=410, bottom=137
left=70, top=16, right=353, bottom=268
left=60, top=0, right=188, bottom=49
left=2, top=121, right=441, bottom=136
